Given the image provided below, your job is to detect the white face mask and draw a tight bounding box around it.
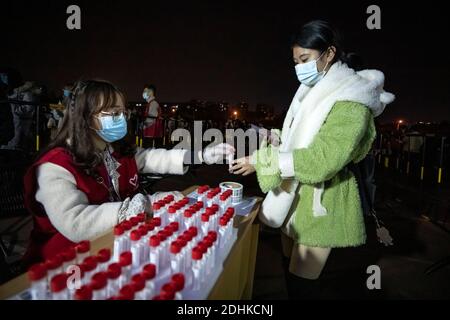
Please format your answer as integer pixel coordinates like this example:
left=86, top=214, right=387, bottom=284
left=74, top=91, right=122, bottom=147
left=295, top=50, right=329, bottom=87
left=143, top=92, right=149, bottom=101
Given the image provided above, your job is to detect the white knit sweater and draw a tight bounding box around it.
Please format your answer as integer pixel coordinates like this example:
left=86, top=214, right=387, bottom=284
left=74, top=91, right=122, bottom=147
left=35, top=147, right=187, bottom=242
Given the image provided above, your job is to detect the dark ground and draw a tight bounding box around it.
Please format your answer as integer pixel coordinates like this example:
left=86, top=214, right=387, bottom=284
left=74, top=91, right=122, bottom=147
left=1, top=163, right=450, bottom=299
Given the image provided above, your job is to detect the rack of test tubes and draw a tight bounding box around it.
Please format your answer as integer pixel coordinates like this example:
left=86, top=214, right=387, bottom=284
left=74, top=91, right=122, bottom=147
left=24, top=185, right=240, bottom=300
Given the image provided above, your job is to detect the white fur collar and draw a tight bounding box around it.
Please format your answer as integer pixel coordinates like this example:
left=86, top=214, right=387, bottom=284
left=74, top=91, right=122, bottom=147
left=281, top=61, right=395, bottom=152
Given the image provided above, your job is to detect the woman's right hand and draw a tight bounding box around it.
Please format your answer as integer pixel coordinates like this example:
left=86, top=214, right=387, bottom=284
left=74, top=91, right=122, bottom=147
left=118, top=193, right=149, bottom=222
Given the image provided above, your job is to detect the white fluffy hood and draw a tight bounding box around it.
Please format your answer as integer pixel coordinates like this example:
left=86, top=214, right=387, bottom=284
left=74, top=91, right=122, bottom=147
left=353, top=68, right=395, bottom=117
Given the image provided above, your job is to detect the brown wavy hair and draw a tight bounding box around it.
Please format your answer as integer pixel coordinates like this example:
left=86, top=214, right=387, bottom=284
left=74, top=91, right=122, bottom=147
left=38, top=79, right=136, bottom=176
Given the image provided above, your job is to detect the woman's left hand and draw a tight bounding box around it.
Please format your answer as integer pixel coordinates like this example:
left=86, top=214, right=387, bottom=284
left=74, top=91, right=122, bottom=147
left=230, top=156, right=256, bottom=176
left=201, top=143, right=235, bottom=164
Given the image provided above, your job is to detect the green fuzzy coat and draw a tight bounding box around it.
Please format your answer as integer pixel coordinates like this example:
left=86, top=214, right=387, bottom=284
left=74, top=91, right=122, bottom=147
left=254, top=101, right=376, bottom=248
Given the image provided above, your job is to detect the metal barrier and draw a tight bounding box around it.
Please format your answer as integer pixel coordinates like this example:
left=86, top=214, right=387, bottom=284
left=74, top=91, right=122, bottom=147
left=375, top=133, right=448, bottom=186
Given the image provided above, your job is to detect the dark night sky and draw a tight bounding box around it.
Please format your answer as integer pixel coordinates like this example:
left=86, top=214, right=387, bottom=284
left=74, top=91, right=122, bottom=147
left=1, top=0, right=449, bottom=123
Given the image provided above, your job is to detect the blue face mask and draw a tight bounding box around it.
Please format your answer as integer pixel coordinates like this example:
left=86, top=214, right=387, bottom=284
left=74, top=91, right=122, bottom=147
left=295, top=51, right=329, bottom=87
left=63, top=89, right=71, bottom=97
left=0, top=73, right=8, bottom=85
left=142, top=92, right=149, bottom=101
left=96, top=114, right=128, bottom=143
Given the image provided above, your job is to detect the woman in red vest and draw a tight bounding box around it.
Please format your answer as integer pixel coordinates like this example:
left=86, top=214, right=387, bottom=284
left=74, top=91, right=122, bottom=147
left=23, top=80, right=234, bottom=266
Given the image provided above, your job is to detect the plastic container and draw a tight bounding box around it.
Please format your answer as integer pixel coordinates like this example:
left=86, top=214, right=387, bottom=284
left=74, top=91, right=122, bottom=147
left=152, top=217, right=162, bottom=233
left=97, top=248, right=111, bottom=271
left=60, top=247, right=77, bottom=271
left=113, top=225, right=125, bottom=261
left=200, top=213, right=211, bottom=238
left=190, top=247, right=204, bottom=291
left=157, top=231, right=169, bottom=269
left=90, top=272, right=108, bottom=300
left=130, top=230, right=144, bottom=269
left=45, top=255, right=63, bottom=284
left=75, top=240, right=91, bottom=263
left=50, top=273, right=69, bottom=300
left=121, top=221, right=132, bottom=252
left=130, top=274, right=146, bottom=300
left=148, top=235, right=161, bottom=273
left=118, top=251, right=132, bottom=286
left=80, top=256, right=98, bottom=284
left=141, top=264, right=156, bottom=299
left=118, top=284, right=135, bottom=300
left=160, top=282, right=178, bottom=300
left=169, top=241, right=183, bottom=274
left=138, top=226, right=150, bottom=263
left=28, top=263, right=48, bottom=300
left=74, top=285, right=92, bottom=300
left=106, top=263, right=122, bottom=297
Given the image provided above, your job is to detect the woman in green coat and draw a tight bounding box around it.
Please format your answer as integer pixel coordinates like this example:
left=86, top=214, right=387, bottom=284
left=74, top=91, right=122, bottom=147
left=231, top=20, right=395, bottom=298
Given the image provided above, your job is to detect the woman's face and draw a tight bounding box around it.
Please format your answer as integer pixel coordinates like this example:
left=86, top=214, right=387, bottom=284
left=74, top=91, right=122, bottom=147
left=292, top=45, right=335, bottom=72
left=91, top=93, right=127, bottom=131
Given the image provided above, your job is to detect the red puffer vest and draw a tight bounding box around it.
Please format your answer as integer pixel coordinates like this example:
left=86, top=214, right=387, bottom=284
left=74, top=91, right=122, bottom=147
left=22, top=147, right=139, bottom=266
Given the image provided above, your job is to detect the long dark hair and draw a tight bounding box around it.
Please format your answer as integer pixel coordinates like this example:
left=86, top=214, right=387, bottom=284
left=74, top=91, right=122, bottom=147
left=291, top=20, right=363, bottom=71
left=38, top=79, right=136, bottom=176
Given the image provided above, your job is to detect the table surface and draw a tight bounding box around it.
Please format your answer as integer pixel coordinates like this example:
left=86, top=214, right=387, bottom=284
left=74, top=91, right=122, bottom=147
left=0, top=185, right=262, bottom=300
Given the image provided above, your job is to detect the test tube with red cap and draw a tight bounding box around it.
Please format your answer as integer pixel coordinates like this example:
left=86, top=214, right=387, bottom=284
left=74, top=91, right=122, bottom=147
left=97, top=248, right=111, bottom=272
left=160, top=282, right=181, bottom=300
left=200, top=212, right=211, bottom=238
left=121, top=220, right=132, bottom=251
left=152, top=216, right=162, bottom=233
left=130, top=230, right=144, bottom=269
left=28, top=263, right=48, bottom=300
left=90, top=272, right=108, bottom=300
left=218, top=216, right=229, bottom=249
left=188, top=226, right=200, bottom=244
left=167, top=205, right=177, bottom=224
left=141, top=264, right=156, bottom=299
left=169, top=241, right=183, bottom=274
left=118, top=251, right=132, bottom=286
left=170, top=273, right=185, bottom=300
left=148, top=235, right=161, bottom=273
left=130, top=274, right=146, bottom=300
left=152, top=201, right=162, bottom=219
left=210, top=205, right=219, bottom=230
left=106, top=263, right=122, bottom=297
left=138, top=225, right=150, bottom=263
left=207, top=231, right=218, bottom=267
left=74, top=285, right=92, bottom=300
left=145, top=220, right=156, bottom=238
left=183, top=209, right=195, bottom=231
left=190, top=246, right=205, bottom=291
left=168, top=222, right=179, bottom=240
left=113, top=225, right=125, bottom=261
left=60, top=246, right=77, bottom=271
left=158, top=230, right=170, bottom=268
left=137, top=212, right=146, bottom=224
left=50, top=273, right=69, bottom=300
left=45, top=255, right=63, bottom=284
left=75, top=240, right=91, bottom=263
left=129, top=216, right=140, bottom=230
left=198, top=240, right=212, bottom=276
left=176, top=235, right=189, bottom=273
left=197, top=185, right=208, bottom=203
left=118, top=284, right=135, bottom=300
left=206, top=191, right=215, bottom=207
left=80, top=256, right=98, bottom=285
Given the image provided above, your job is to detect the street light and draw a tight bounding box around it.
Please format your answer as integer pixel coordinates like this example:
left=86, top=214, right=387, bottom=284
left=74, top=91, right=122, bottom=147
left=397, top=119, right=404, bottom=130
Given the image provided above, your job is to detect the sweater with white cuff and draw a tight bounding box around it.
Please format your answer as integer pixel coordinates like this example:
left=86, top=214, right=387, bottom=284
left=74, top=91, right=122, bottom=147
left=35, top=147, right=187, bottom=243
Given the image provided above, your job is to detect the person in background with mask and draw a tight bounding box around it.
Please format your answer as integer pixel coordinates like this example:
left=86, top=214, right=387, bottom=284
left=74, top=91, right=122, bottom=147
left=23, top=79, right=235, bottom=266
left=142, top=84, right=164, bottom=147
left=0, top=70, right=14, bottom=146
left=4, top=80, right=38, bottom=153
left=231, top=20, right=395, bottom=298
